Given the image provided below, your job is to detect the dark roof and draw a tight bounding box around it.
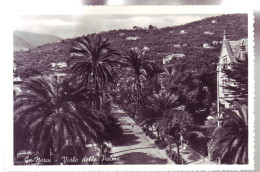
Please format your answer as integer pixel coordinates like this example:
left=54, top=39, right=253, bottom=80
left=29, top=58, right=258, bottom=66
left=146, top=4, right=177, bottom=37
left=222, top=38, right=248, bottom=62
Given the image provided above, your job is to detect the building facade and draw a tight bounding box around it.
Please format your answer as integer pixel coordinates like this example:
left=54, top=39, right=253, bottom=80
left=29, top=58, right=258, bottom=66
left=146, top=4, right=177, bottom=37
left=218, top=31, right=247, bottom=109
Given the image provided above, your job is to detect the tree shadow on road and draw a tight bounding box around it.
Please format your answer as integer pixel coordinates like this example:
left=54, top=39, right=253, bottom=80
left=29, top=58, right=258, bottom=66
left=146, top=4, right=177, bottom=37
left=118, top=152, right=168, bottom=164
left=122, top=133, right=140, bottom=146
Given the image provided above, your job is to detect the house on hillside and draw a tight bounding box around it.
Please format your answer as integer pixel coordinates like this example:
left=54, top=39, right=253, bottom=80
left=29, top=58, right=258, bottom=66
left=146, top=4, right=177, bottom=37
left=203, top=43, right=213, bottom=49
left=170, top=30, right=174, bottom=34
left=180, top=30, right=187, bottom=34
left=143, top=46, right=150, bottom=52
left=212, top=20, right=216, bottom=23
left=13, top=73, right=23, bottom=97
left=212, top=41, right=220, bottom=45
left=126, top=37, right=139, bottom=41
left=174, top=44, right=181, bottom=48
left=183, top=44, right=188, bottom=47
left=163, top=54, right=185, bottom=64
left=51, top=62, right=67, bottom=71
left=204, top=31, right=214, bottom=35
left=119, top=33, right=125, bottom=36
left=218, top=31, right=248, bottom=109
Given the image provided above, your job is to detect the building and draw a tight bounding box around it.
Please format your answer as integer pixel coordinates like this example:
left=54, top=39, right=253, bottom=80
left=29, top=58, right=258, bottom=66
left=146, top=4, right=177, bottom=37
left=142, top=46, right=150, bottom=52
left=180, top=30, right=187, bottom=34
left=170, top=30, right=174, bottom=34
left=212, top=41, right=220, bottom=45
left=13, top=77, right=23, bottom=97
left=119, top=33, right=125, bottom=36
left=218, top=31, right=248, bottom=109
left=174, top=44, right=181, bottom=48
left=203, top=43, right=213, bottom=49
left=126, top=37, right=139, bottom=41
left=50, top=62, right=67, bottom=71
left=163, top=54, right=185, bottom=64
left=204, top=31, right=214, bottom=35
left=212, top=20, right=216, bottom=23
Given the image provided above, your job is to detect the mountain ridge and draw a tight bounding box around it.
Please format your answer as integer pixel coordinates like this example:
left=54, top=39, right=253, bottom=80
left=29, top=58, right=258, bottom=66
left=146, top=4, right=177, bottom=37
left=13, top=31, right=63, bottom=51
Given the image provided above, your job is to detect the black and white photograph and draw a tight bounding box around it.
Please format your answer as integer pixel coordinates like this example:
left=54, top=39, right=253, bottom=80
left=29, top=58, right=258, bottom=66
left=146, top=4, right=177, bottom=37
left=11, top=6, right=254, bottom=170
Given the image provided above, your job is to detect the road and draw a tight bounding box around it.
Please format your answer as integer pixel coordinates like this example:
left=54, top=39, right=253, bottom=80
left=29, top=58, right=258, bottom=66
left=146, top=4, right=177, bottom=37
left=110, top=106, right=174, bottom=165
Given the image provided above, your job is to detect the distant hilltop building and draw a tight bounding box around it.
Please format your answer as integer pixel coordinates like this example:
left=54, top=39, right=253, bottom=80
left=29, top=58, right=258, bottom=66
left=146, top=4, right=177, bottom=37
left=119, top=33, right=125, bottom=36
left=51, top=62, right=67, bottom=71
left=163, top=54, right=185, bottom=64
left=180, top=30, right=187, bottom=34
left=212, top=41, right=220, bottom=45
left=218, top=31, right=248, bottom=109
left=170, top=30, right=174, bottom=34
left=126, top=37, right=139, bottom=41
left=212, top=20, right=216, bottom=23
left=142, top=46, right=150, bottom=52
left=203, top=43, right=213, bottom=49
left=204, top=31, right=214, bottom=35
left=174, top=44, right=181, bottom=48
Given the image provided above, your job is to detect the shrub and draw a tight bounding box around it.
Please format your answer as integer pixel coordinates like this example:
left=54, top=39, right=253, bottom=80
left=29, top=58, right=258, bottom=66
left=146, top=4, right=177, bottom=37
left=145, top=131, right=157, bottom=139
left=167, top=151, right=186, bottom=164
left=157, top=141, right=168, bottom=150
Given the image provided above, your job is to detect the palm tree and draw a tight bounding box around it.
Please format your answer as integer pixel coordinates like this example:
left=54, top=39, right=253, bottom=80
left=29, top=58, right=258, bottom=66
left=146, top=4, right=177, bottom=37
left=68, top=34, right=121, bottom=110
left=209, top=101, right=248, bottom=164
left=141, top=90, right=180, bottom=140
left=14, top=76, right=104, bottom=164
left=160, top=64, right=175, bottom=89
left=123, top=48, right=154, bottom=107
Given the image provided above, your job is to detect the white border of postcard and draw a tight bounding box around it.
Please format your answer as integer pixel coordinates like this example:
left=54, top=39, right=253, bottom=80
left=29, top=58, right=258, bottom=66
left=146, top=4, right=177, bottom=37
left=6, top=5, right=254, bottom=171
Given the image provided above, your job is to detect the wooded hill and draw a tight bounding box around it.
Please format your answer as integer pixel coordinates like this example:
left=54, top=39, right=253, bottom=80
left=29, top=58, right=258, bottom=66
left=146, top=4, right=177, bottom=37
left=13, top=14, right=248, bottom=78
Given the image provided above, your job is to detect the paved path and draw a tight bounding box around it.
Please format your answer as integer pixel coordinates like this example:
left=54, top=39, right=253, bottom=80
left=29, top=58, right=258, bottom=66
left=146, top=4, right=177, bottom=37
left=110, top=106, right=174, bottom=165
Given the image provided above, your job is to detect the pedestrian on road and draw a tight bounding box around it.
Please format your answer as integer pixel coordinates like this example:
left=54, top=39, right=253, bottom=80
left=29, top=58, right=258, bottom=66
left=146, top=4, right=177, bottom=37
left=131, top=123, right=135, bottom=129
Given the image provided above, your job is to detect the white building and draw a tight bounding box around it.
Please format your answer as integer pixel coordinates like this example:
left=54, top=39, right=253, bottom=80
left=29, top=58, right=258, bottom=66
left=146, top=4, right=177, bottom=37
left=180, top=30, right=187, bottom=34
left=170, top=30, right=174, bottom=34
left=212, top=41, right=220, bottom=45
left=218, top=31, right=247, bottom=109
left=174, top=44, right=181, bottom=48
left=212, top=20, right=216, bottom=23
left=126, top=37, right=139, bottom=41
left=203, top=43, right=213, bottom=49
left=163, top=54, right=185, bottom=64
left=204, top=31, right=214, bottom=35
left=119, top=33, right=125, bottom=36
left=51, top=62, right=67, bottom=70
left=142, top=46, right=150, bottom=52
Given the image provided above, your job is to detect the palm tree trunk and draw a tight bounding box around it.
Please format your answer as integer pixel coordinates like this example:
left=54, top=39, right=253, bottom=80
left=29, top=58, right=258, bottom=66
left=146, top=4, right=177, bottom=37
left=176, top=142, right=180, bottom=156
left=53, top=120, right=62, bottom=165
left=136, top=83, right=140, bottom=107
left=137, top=76, right=144, bottom=106
left=100, top=82, right=104, bottom=111
left=156, top=126, right=160, bottom=141
left=93, top=65, right=100, bottom=110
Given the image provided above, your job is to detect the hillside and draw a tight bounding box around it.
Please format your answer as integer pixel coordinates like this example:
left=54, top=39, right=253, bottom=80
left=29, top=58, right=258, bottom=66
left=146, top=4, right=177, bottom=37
left=13, top=34, right=32, bottom=51
left=13, top=14, right=248, bottom=77
left=13, top=31, right=63, bottom=50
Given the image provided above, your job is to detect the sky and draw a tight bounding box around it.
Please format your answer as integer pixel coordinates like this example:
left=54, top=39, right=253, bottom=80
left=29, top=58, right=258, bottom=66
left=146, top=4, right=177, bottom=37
left=14, top=14, right=218, bottom=39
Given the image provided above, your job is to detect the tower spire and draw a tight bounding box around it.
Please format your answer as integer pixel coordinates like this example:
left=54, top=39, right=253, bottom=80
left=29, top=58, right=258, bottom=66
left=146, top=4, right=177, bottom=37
left=239, top=39, right=246, bottom=59
left=223, top=30, right=227, bottom=40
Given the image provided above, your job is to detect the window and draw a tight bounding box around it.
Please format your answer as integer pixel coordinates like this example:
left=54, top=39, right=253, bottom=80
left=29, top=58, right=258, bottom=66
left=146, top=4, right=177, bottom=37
left=223, top=58, right=228, bottom=69
left=222, top=79, right=229, bottom=93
